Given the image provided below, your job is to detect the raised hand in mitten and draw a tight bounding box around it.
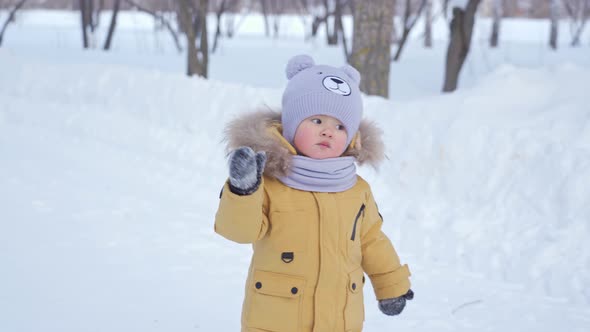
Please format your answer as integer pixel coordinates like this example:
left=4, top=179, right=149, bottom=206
left=378, top=289, right=414, bottom=316
left=228, top=146, right=266, bottom=195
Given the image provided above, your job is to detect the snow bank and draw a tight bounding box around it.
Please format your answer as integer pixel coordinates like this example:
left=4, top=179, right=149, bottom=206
left=367, top=63, right=590, bottom=304
left=2, top=49, right=589, bottom=307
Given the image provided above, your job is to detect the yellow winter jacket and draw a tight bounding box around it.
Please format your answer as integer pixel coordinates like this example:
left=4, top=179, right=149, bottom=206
left=215, top=110, right=411, bottom=332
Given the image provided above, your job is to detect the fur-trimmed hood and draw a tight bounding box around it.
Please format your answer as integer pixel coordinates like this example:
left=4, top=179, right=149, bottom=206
left=223, top=109, right=385, bottom=178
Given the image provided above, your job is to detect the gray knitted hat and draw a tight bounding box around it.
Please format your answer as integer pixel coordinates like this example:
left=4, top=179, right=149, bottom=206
left=281, top=54, right=363, bottom=147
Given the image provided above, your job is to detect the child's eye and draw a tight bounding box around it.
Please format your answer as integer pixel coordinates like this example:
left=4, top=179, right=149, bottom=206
left=311, top=118, right=322, bottom=124
left=336, top=124, right=345, bottom=131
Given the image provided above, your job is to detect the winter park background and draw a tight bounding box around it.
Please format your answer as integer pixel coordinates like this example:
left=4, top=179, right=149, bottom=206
left=1, top=2, right=590, bottom=332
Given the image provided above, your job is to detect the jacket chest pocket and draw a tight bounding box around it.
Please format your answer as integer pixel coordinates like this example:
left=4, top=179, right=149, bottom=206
left=246, top=270, right=306, bottom=332
left=347, top=204, right=365, bottom=264
left=269, top=210, right=309, bottom=253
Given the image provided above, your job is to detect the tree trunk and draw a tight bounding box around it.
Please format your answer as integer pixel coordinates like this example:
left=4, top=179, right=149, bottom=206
left=176, top=0, right=208, bottom=77
left=225, top=14, right=234, bottom=38
left=271, top=0, right=282, bottom=38
left=565, top=0, right=588, bottom=47
left=212, top=0, right=227, bottom=53
left=349, top=0, right=395, bottom=98
left=0, top=0, right=27, bottom=47
left=549, top=0, right=561, bottom=49
left=424, top=0, right=432, bottom=47
left=570, top=21, right=587, bottom=46
left=327, top=0, right=342, bottom=45
left=198, top=0, right=209, bottom=76
left=490, top=0, right=501, bottom=47
left=103, top=0, right=121, bottom=50
left=338, top=3, right=350, bottom=62
left=442, top=0, right=481, bottom=93
left=80, top=0, right=90, bottom=48
left=91, top=0, right=103, bottom=32
left=260, top=0, right=270, bottom=37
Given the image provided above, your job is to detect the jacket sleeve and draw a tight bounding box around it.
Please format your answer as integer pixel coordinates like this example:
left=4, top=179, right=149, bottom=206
left=214, top=178, right=270, bottom=244
left=361, top=188, right=411, bottom=300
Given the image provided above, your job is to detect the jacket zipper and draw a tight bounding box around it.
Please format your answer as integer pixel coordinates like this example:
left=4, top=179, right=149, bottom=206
left=350, top=204, right=365, bottom=241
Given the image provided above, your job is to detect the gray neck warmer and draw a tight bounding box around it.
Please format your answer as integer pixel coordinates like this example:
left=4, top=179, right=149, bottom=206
left=277, top=155, right=357, bottom=193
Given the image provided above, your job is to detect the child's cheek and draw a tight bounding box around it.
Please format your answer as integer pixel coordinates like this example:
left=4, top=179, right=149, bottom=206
left=294, top=126, right=314, bottom=150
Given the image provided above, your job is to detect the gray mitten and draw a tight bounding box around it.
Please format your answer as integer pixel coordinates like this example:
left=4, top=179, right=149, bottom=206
left=378, top=289, right=414, bottom=316
left=228, top=146, right=266, bottom=195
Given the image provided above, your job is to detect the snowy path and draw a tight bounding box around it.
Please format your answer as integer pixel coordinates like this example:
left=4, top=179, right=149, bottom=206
left=2, top=103, right=589, bottom=331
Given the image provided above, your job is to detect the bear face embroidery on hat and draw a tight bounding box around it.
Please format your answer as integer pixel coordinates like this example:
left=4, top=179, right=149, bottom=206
left=322, top=76, right=351, bottom=96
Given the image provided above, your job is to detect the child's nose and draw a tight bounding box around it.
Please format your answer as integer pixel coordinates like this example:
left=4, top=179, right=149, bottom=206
left=321, top=128, right=333, bottom=138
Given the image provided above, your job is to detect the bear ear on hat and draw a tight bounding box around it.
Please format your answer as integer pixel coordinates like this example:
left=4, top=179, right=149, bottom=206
left=286, top=54, right=315, bottom=80
left=341, top=64, right=361, bottom=86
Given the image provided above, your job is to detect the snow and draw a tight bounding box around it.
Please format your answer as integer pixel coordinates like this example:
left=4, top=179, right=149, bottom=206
left=1, top=9, right=590, bottom=332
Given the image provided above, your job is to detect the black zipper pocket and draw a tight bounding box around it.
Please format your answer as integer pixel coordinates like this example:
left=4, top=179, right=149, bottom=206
left=350, top=204, right=365, bottom=241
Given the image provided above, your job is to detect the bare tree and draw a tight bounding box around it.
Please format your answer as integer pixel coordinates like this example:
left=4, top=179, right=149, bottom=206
left=331, top=0, right=345, bottom=46
left=93, top=0, right=104, bottom=31
left=349, top=0, right=395, bottom=97
left=549, top=0, right=560, bottom=49
left=0, top=0, right=27, bottom=47
left=294, top=0, right=312, bottom=35
left=125, top=0, right=182, bottom=52
left=339, top=1, right=353, bottom=62
left=78, top=0, right=102, bottom=48
left=260, top=0, right=270, bottom=37
left=176, top=0, right=209, bottom=77
left=270, top=0, right=283, bottom=38
left=309, top=0, right=349, bottom=45
left=259, top=0, right=286, bottom=38
left=212, top=0, right=236, bottom=53
left=563, top=0, right=589, bottom=46
left=442, top=0, right=482, bottom=93
left=80, top=0, right=91, bottom=48
left=103, top=0, right=121, bottom=50
left=225, top=3, right=250, bottom=38
left=424, top=0, right=433, bottom=47
left=305, top=0, right=352, bottom=61
left=490, top=0, right=502, bottom=47
left=392, top=0, right=428, bottom=61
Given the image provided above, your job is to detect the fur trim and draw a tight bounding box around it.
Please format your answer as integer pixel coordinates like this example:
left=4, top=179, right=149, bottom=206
left=342, top=119, right=386, bottom=168
left=223, top=109, right=385, bottom=178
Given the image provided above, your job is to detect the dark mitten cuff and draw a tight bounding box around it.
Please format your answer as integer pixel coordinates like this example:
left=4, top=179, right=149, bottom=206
left=229, top=176, right=262, bottom=195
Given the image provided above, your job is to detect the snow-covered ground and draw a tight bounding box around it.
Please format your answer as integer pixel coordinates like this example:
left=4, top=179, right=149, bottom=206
left=1, top=9, right=590, bottom=332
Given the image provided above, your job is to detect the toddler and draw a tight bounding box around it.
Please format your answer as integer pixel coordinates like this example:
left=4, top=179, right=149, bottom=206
left=215, top=54, right=413, bottom=332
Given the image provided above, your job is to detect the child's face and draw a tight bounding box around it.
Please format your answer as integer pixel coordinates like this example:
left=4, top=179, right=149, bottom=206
left=293, top=115, right=348, bottom=159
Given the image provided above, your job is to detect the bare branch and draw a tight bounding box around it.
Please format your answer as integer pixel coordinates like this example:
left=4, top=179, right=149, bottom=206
left=124, top=0, right=182, bottom=52
left=103, top=0, right=121, bottom=50
left=563, top=0, right=575, bottom=17
left=392, top=0, right=428, bottom=61
left=0, top=0, right=27, bottom=47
